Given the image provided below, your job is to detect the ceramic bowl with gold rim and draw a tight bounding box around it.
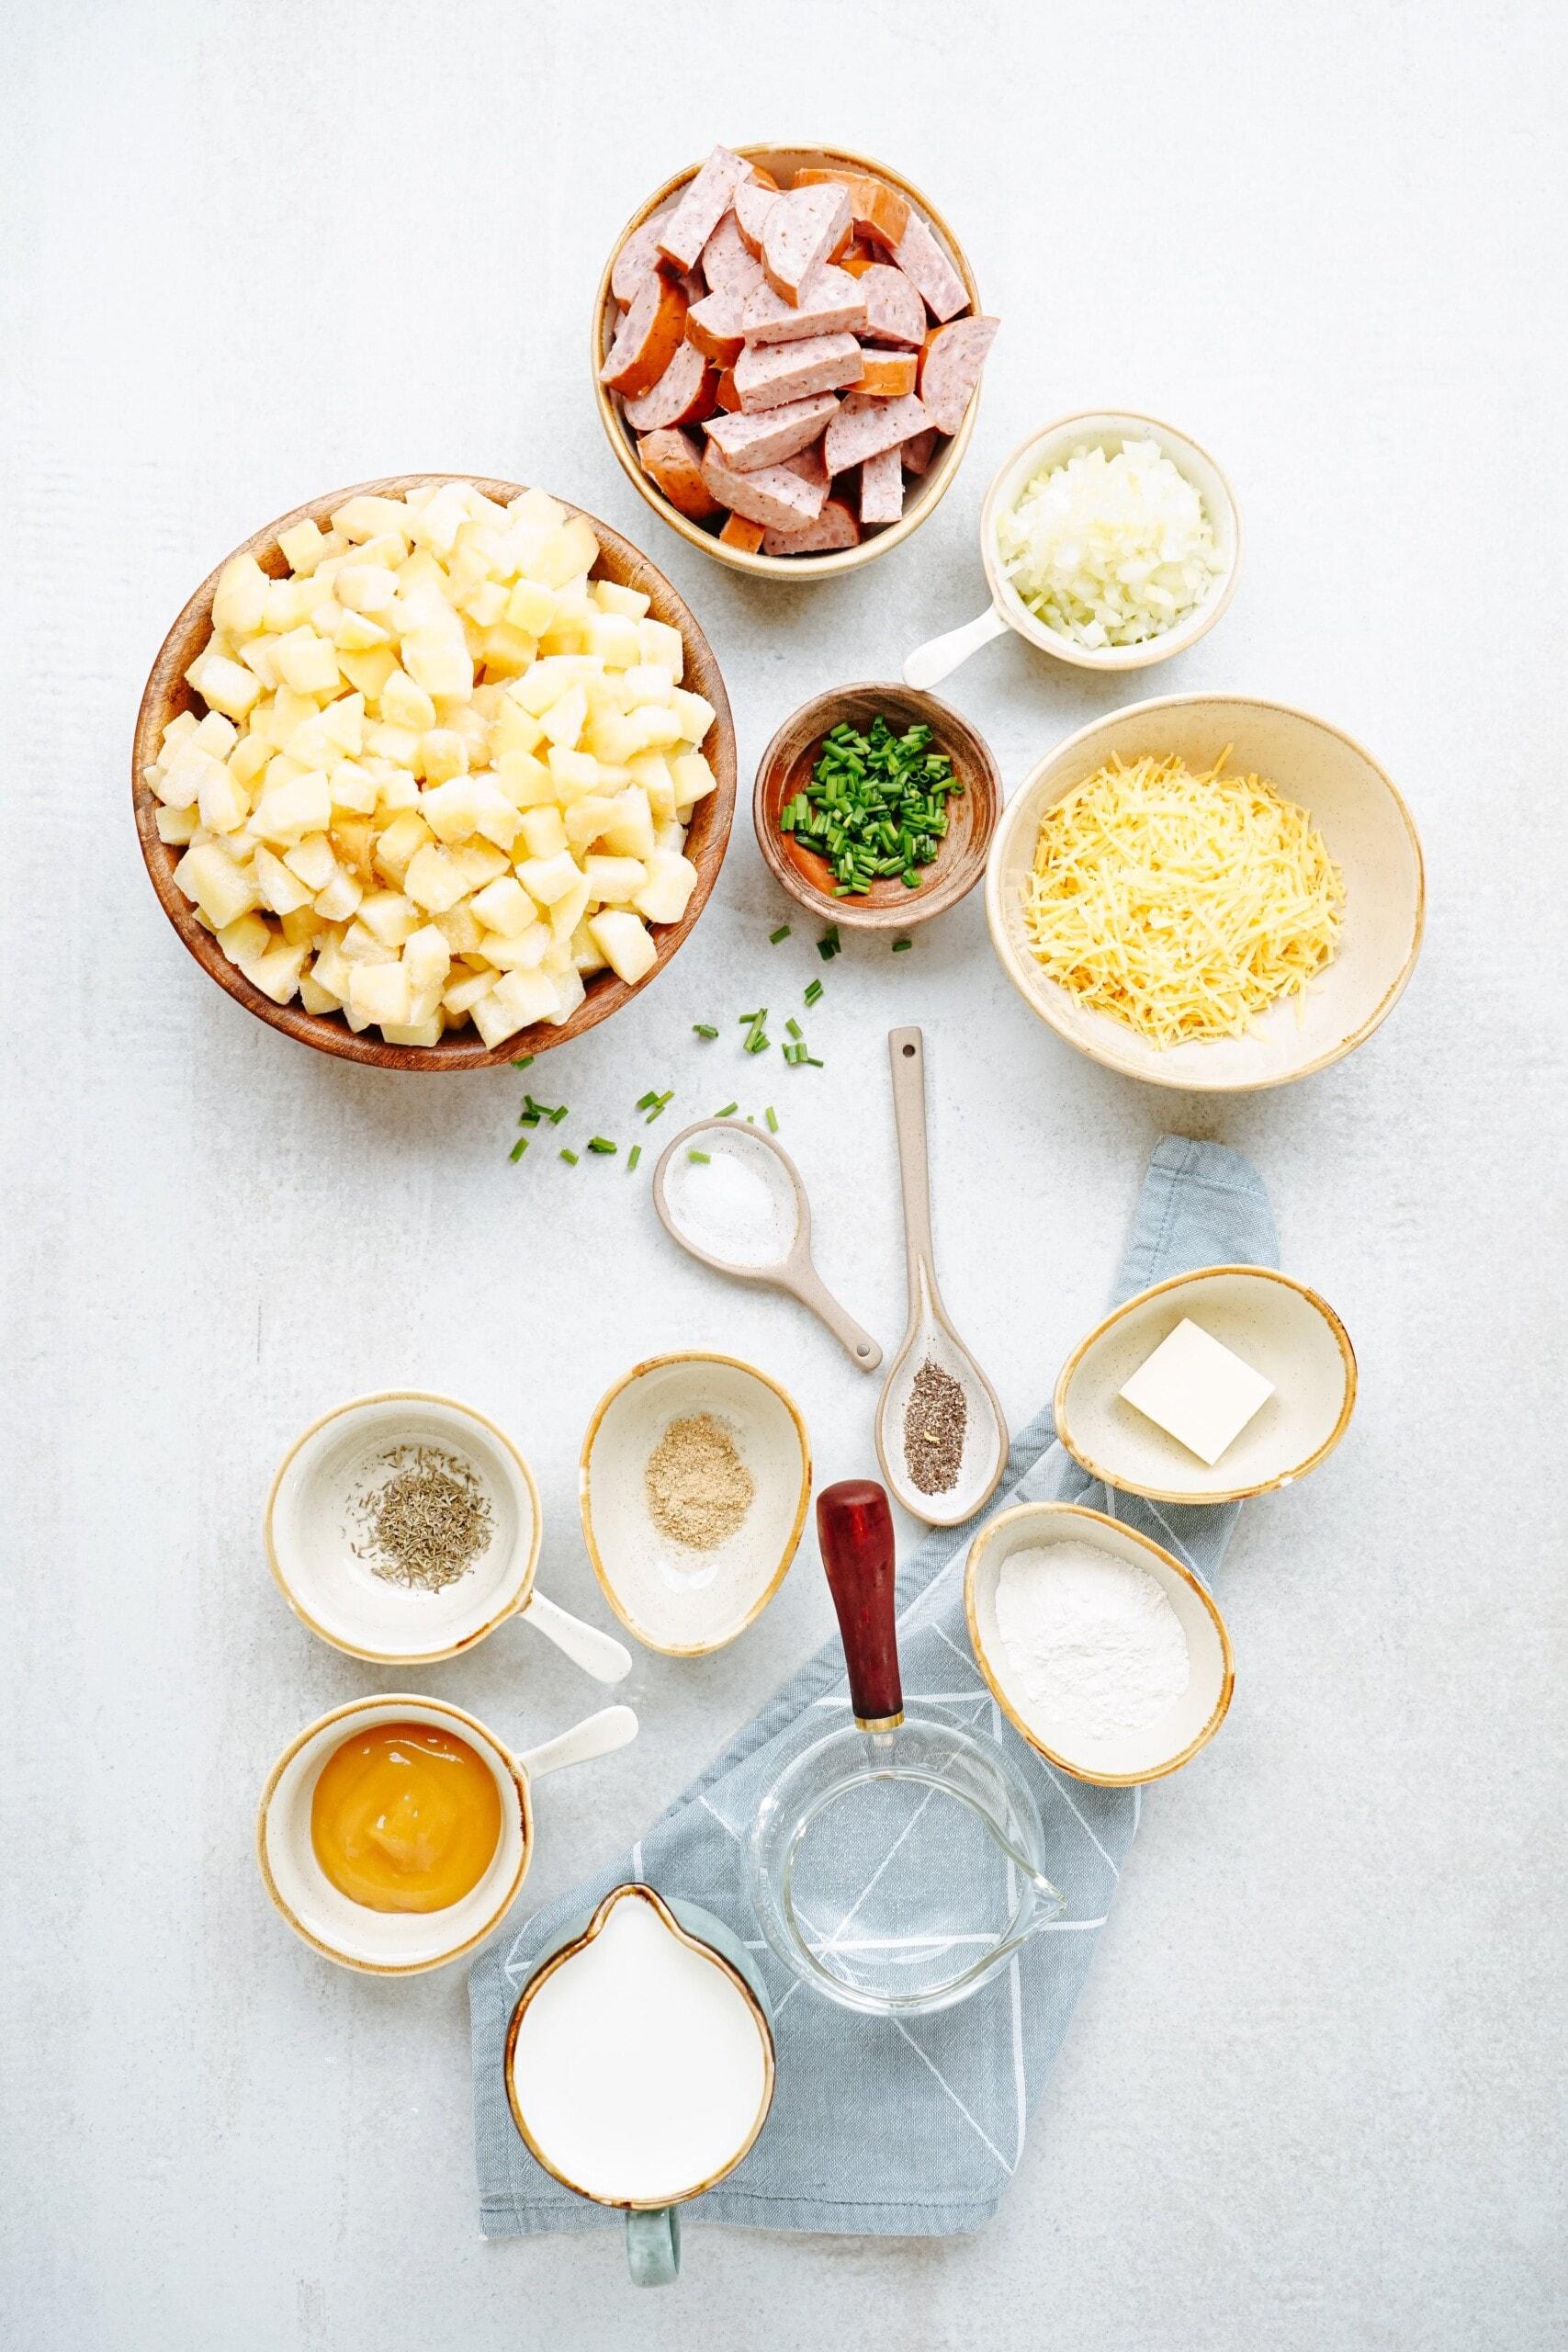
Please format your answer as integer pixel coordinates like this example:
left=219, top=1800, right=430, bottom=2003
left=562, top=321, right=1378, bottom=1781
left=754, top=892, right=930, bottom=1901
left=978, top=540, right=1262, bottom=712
left=964, top=1502, right=1235, bottom=1786
left=592, top=145, right=983, bottom=582
left=257, top=1693, right=638, bottom=1973
left=580, top=1353, right=811, bottom=1655
left=265, top=1390, right=630, bottom=1682
left=985, top=693, right=1426, bottom=1093
left=1055, top=1265, right=1358, bottom=1506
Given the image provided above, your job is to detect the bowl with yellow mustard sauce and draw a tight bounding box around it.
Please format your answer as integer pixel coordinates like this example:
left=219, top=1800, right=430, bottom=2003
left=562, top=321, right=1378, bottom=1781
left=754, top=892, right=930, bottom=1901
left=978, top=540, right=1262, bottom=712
left=986, top=693, right=1425, bottom=1093
left=257, top=1692, right=637, bottom=1973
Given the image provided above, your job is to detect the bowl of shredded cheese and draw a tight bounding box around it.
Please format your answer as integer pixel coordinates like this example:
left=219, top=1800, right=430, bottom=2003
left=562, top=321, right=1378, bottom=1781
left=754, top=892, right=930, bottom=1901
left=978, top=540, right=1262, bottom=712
left=986, top=694, right=1425, bottom=1091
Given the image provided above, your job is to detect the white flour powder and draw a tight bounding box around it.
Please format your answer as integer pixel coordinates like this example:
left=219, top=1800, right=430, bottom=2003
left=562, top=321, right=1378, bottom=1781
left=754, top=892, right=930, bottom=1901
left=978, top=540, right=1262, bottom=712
left=994, top=1541, right=1190, bottom=1740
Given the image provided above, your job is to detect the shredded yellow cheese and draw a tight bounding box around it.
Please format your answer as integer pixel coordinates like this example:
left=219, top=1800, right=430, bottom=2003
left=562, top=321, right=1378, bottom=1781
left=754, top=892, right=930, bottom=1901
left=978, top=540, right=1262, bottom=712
left=1021, top=751, right=1344, bottom=1046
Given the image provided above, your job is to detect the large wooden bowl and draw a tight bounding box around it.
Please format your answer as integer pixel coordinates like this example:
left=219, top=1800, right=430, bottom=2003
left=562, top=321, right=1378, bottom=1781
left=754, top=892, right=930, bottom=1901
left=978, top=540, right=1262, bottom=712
left=132, top=475, right=738, bottom=1071
left=753, top=683, right=999, bottom=933
left=592, top=145, right=983, bottom=582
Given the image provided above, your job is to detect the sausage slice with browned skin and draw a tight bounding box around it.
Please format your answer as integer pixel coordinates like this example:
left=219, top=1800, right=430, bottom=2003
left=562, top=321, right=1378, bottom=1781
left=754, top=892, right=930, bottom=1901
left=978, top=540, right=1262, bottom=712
left=657, top=145, right=752, bottom=274
left=918, top=314, right=999, bottom=434
left=761, top=497, right=862, bottom=556
left=791, top=168, right=910, bottom=250
left=856, top=264, right=929, bottom=350
left=704, top=392, right=839, bottom=473
left=718, top=512, right=766, bottom=553
left=741, top=264, right=867, bottom=346
left=623, top=340, right=718, bottom=432
left=822, top=389, right=931, bottom=474
left=600, top=270, right=690, bottom=396
left=855, top=348, right=918, bottom=399
left=761, top=182, right=852, bottom=304
left=685, top=288, right=749, bottom=367
left=891, top=213, right=968, bottom=322
left=611, top=206, right=678, bottom=307
left=637, top=428, right=720, bottom=521
left=701, top=444, right=831, bottom=531
left=734, top=180, right=778, bottom=258
left=732, top=332, right=863, bottom=413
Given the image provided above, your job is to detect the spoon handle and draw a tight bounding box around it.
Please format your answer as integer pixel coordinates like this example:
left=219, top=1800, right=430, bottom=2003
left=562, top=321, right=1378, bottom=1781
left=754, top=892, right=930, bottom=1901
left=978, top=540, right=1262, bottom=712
left=887, top=1026, right=939, bottom=1300
left=782, top=1258, right=883, bottom=1372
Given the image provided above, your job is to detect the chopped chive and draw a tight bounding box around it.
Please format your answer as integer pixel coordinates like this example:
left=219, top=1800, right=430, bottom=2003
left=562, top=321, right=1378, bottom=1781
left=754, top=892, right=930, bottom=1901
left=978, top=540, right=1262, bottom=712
left=635, top=1090, right=659, bottom=1110
left=765, top=1106, right=778, bottom=1132
left=785, top=1017, right=803, bottom=1041
left=687, top=1149, right=711, bottom=1164
left=626, top=1145, right=642, bottom=1171
left=738, top=1009, right=761, bottom=1024
left=559, top=1148, right=579, bottom=1165
left=587, top=1137, right=617, bottom=1155
left=693, top=1023, right=719, bottom=1039
left=550, top=1105, right=569, bottom=1124
left=891, top=937, right=912, bottom=953
left=645, top=1091, right=673, bottom=1122
left=745, top=1033, right=770, bottom=1055
left=769, top=923, right=792, bottom=944
left=803, top=1055, right=824, bottom=1067
left=715, top=1101, right=738, bottom=1118
left=510, top=1055, right=534, bottom=1069
left=508, top=1136, right=529, bottom=1161
left=804, top=978, right=823, bottom=1005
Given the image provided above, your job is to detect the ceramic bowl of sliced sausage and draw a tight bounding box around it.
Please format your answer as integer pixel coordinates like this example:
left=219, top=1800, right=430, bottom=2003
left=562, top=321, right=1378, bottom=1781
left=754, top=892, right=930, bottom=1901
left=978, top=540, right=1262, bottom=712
left=593, top=144, right=998, bottom=579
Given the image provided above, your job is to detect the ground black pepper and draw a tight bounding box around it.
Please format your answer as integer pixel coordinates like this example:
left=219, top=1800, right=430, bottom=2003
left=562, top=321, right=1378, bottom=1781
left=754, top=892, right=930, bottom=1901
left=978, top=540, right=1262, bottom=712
left=902, top=1360, right=967, bottom=1495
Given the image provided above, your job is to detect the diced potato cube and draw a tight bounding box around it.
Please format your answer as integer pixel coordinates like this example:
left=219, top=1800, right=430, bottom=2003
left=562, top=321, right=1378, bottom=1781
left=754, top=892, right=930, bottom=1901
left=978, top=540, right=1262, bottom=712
left=600, top=787, right=655, bottom=861
left=156, top=740, right=222, bottom=809
left=634, top=850, right=699, bottom=925
left=543, top=746, right=598, bottom=798
left=175, top=844, right=263, bottom=929
left=493, top=698, right=547, bottom=761
left=339, top=918, right=396, bottom=964
left=420, top=730, right=468, bottom=786
left=461, top=580, right=508, bottom=628
left=348, top=959, right=413, bottom=1026
left=570, top=921, right=609, bottom=976
left=186, top=650, right=262, bottom=720
left=403, top=629, right=472, bottom=700
left=628, top=752, right=677, bottom=823
left=468, top=782, right=523, bottom=852
left=619, top=662, right=674, bottom=710
left=314, top=867, right=363, bottom=922
left=585, top=710, right=640, bottom=765
left=451, top=841, right=507, bottom=890
left=443, top=968, right=497, bottom=1016
left=622, top=705, right=684, bottom=753
left=263, top=579, right=307, bottom=631
left=329, top=759, right=378, bottom=814
left=404, top=923, right=452, bottom=993
left=546, top=966, right=587, bottom=1025
left=356, top=888, right=421, bottom=947
left=514, top=851, right=581, bottom=907
left=587, top=909, right=658, bottom=985
left=230, top=733, right=271, bottom=787
left=365, top=721, right=421, bottom=769
left=406, top=482, right=470, bottom=556
left=373, top=765, right=420, bottom=814
left=339, top=644, right=399, bottom=703
left=524, top=516, right=597, bottom=589
left=539, top=682, right=588, bottom=750
left=155, top=803, right=199, bottom=844
left=637, top=618, right=685, bottom=680
left=469, top=876, right=536, bottom=937
left=583, top=611, right=642, bottom=668
left=212, top=555, right=269, bottom=638
left=471, top=975, right=537, bottom=1046
left=333, top=608, right=391, bottom=652
left=549, top=874, right=592, bottom=944
left=518, top=805, right=568, bottom=860
left=277, top=517, right=328, bottom=575
left=254, top=844, right=313, bottom=916
left=253, top=770, right=333, bottom=846
left=593, top=580, right=651, bottom=621
left=496, top=748, right=555, bottom=808
left=331, top=815, right=375, bottom=880
left=311, top=940, right=355, bottom=1000
left=283, top=833, right=339, bottom=892
left=434, top=902, right=484, bottom=953
left=372, top=808, right=433, bottom=884
left=191, top=711, right=239, bottom=761
left=505, top=580, right=556, bottom=637
left=379, top=1015, right=444, bottom=1047
left=479, top=922, right=551, bottom=970
left=299, top=971, right=342, bottom=1015
left=421, top=776, right=482, bottom=844
left=380, top=667, right=438, bottom=732
left=331, top=494, right=412, bottom=543
left=238, top=940, right=309, bottom=1005
left=670, top=689, right=716, bottom=745
left=583, top=854, right=648, bottom=904
left=272, top=628, right=341, bottom=697
left=511, top=654, right=599, bottom=717
left=564, top=795, right=619, bottom=853
left=671, top=752, right=717, bottom=811
left=404, top=842, right=469, bottom=913
left=216, top=910, right=272, bottom=966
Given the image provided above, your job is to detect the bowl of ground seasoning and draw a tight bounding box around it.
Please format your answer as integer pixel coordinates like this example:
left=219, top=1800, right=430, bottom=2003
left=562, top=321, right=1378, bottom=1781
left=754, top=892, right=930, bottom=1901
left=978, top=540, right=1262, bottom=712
left=267, top=1390, right=581, bottom=1668
left=580, top=1354, right=813, bottom=1655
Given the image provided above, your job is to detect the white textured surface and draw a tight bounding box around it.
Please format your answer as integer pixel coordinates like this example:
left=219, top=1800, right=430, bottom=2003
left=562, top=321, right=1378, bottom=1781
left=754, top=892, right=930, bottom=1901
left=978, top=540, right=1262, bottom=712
left=3, top=4, right=1564, bottom=2347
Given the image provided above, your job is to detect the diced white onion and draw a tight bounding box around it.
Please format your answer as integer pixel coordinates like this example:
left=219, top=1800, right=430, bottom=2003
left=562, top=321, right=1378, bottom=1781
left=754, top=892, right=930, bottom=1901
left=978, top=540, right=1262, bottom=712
left=997, top=438, right=1223, bottom=649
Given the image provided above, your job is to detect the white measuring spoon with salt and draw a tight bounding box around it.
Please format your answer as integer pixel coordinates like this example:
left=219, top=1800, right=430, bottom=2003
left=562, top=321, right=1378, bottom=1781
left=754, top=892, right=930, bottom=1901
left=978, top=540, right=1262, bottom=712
left=652, top=1120, right=882, bottom=1373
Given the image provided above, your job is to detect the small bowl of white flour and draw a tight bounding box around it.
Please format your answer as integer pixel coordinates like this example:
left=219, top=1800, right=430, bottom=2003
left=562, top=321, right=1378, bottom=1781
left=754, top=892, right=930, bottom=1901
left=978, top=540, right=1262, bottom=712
left=964, top=1502, right=1234, bottom=1783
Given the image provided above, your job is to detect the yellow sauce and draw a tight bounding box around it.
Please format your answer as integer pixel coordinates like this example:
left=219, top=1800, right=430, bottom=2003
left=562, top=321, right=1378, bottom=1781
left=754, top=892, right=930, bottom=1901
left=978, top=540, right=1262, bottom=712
left=310, top=1720, right=504, bottom=1914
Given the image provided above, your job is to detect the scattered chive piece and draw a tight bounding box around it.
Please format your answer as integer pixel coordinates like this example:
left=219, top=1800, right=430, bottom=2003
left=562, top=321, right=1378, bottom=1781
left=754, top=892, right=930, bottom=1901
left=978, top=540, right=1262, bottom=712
left=636, top=1090, right=658, bottom=1110
left=559, top=1148, right=580, bottom=1165
left=738, top=1009, right=761, bottom=1024
left=804, top=978, right=823, bottom=1005
left=688, top=1149, right=711, bottom=1164
left=508, top=1136, right=529, bottom=1161
left=693, top=1023, right=719, bottom=1039
left=510, top=1055, right=534, bottom=1069
left=587, top=1137, right=617, bottom=1155
left=765, top=1106, right=778, bottom=1132
left=627, top=1145, right=642, bottom=1171
left=550, top=1104, right=570, bottom=1123
left=785, top=1017, right=803, bottom=1041
left=646, top=1091, right=673, bottom=1122
left=803, top=1055, right=824, bottom=1067
left=746, top=1033, right=770, bottom=1055
left=818, top=925, right=840, bottom=960
left=769, top=923, right=792, bottom=944
left=715, top=1101, right=738, bottom=1118
left=892, top=937, right=912, bottom=953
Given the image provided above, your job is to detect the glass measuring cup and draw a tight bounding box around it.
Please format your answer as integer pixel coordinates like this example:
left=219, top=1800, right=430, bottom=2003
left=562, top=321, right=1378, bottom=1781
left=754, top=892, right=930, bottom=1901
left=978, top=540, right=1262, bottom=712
left=652, top=1120, right=882, bottom=1373
left=747, top=1480, right=1063, bottom=2015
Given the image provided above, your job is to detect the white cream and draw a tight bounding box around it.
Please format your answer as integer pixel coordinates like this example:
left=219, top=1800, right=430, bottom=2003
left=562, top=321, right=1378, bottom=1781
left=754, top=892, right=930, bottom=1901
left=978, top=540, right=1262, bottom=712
left=509, top=1891, right=769, bottom=2204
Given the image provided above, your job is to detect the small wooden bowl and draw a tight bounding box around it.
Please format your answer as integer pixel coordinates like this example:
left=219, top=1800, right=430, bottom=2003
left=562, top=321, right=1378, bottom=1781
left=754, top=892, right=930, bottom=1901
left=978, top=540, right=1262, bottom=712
left=131, top=475, right=738, bottom=1071
left=592, top=145, right=983, bottom=582
left=753, top=684, right=999, bottom=933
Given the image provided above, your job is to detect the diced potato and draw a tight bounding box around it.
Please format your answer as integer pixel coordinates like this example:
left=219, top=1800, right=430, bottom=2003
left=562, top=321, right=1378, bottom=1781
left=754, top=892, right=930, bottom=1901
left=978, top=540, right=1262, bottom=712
left=314, top=867, right=363, bottom=922
left=469, top=876, right=536, bottom=937
left=271, top=628, right=339, bottom=697
left=191, top=711, right=240, bottom=761
left=312, top=939, right=355, bottom=1000
left=583, top=610, right=642, bottom=668
left=404, top=842, right=469, bottom=913
left=451, top=840, right=508, bottom=889
left=434, top=902, right=484, bottom=953
left=479, top=922, right=551, bottom=970
left=634, top=851, right=699, bottom=925
left=538, top=682, right=589, bottom=751
left=381, top=667, right=438, bottom=732
left=299, top=971, right=342, bottom=1015
left=403, top=629, right=472, bottom=700
left=570, top=921, right=609, bottom=976
left=329, top=759, right=378, bottom=815
left=514, top=851, right=581, bottom=907
left=186, top=650, right=261, bottom=720
left=587, top=908, right=658, bottom=985
left=421, top=729, right=468, bottom=784
left=620, top=662, right=674, bottom=710
left=637, top=618, right=685, bottom=680
left=583, top=855, right=648, bottom=904
left=511, top=654, right=599, bottom=718
left=547, top=965, right=587, bottom=1024
left=217, top=910, right=272, bottom=966
left=277, top=518, right=328, bottom=575
left=564, top=796, right=619, bottom=853
left=628, top=752, right=677, bottom=823
left=468, top=782, right=523, bottom=852
left=622, top=705, right=684, bottom=753
left=340, top=918, right=396, bottom=965
left=373, top=765, right=421, bottom=814
left=670, top=689, right=716, bottom=745
left=443, top=967, right=496, bottom=1016
left=379, top=1015, right=444, bottom=1047
left=505, top=580, right=555, bottom=637
left=496, top=748, right=555, bottom=808
left=461, top=580, right=508, bottom=629
left=253, top=770, right=333, bottom=846
left=549, top=873, right=592, bottom=944
left=239, top=939, right=309, bottom=1005
left=373, top=808, right=433, bottom=884
left=493, top=698, right=547, bottom=761
left=283, top=833, right=339, bottom=892
left=174, top=843, right=262, bottom=929
left=279, top=903, right=321, bottom=947
left=156, top=741, right=223, bottom=810
left=331, top=815, right=374, bottom=880
left=331, top=494, right=412, bottom=543
left=404, top=923, right=452, bottom=993
left=518, top=805, right=568, bottom=860
left=333, top=608, right=391, bottom=653
left=527, top=515, right=599, bottom=589
left=593, top=580, right=651, bottom=621
left=230, top=733, right=271, bottom=788
left=213, top=555, right=269, bottom=638
left=470, top=975, right=537, bottom=1046
left=600, top=787, right=656, bottom=861
left=420, top=776, right=482, bottom=844
left=155, top=803, right=199, bottom=845
left=671, top=752, right=717, bottom=811
left=348, top=959, right=413, bottom=1026
left=356, top=888, right=421, bottom=947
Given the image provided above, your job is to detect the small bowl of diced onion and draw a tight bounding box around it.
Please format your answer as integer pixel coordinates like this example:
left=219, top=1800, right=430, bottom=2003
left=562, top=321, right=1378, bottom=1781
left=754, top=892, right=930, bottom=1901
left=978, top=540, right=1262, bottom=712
left=904, top=411, right=1240, bottom=689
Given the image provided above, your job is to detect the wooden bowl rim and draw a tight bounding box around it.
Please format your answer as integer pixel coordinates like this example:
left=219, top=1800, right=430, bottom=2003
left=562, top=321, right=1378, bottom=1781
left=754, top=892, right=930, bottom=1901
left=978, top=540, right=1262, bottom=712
left=751, top=681, right=1001, bottom=931
left=131, top=473, right=738, bottom=1071
left=592, top=142, right=983, bottom=582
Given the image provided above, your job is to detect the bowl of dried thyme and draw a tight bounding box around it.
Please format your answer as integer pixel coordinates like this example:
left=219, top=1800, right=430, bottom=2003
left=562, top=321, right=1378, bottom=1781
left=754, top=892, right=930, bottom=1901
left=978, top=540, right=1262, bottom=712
left=265, top=1389, right=627, bottom=1675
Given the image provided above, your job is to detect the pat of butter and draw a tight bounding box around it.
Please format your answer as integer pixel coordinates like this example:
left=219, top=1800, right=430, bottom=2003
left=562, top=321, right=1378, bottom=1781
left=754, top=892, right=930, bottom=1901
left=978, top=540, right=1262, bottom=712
left=1118, top=1318, right=1275, bottom=1466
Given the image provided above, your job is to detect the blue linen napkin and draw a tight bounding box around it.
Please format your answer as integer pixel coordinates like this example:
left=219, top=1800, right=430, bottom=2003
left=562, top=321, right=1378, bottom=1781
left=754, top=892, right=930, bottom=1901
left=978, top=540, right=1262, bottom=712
left=470, top=1136, right=1277, bottom=2238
